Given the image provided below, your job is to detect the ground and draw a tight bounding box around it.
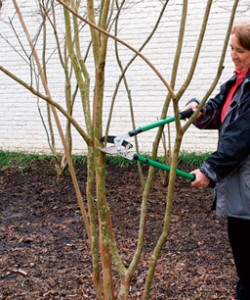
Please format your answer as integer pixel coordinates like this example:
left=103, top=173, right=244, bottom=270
left=0, top=160, right=237, bottom=300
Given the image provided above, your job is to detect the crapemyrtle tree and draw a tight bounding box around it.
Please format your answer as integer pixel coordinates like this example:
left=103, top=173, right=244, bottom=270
left=0, top=0, right=239, bottom=298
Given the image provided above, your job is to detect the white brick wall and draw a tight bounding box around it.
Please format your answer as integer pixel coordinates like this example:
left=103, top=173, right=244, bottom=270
left=0, top=1, right=249, bottom=154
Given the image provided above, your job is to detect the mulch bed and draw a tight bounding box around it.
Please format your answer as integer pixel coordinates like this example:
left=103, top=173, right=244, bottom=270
left=0, top=160, right=237, bottom=299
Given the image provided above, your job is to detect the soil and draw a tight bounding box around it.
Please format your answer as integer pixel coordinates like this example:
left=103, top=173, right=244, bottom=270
left=0, top=160, right=237, bottom=300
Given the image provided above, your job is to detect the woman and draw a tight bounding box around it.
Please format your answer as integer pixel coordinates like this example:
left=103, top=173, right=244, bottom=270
left=186, top=23, right=250, bottom=300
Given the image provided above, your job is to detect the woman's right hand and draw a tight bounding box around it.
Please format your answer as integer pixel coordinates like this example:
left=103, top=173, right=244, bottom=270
left=190, top=169, right=210, bottom=189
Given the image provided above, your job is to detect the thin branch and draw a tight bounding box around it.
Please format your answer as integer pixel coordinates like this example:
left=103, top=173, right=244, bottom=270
left=55, top=0, right=176, bottom=99
left=182, top=0, right=239, bottom=132
left=0, top=64, right=91, bottom=144
left=176, top=0, right=213, bottom=100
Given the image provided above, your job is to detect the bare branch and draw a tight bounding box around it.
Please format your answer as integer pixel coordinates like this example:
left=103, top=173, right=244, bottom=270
left=0, top=64, right=90, bottom=144
left=55, top=0, right=176, bottom=99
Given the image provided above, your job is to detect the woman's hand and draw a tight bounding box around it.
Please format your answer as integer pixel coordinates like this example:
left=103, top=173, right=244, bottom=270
left=190, top=169, right=210, bottom=189
left=185, top=101, right=203, bottom=118
left=185, top=101, right=199, bottom=111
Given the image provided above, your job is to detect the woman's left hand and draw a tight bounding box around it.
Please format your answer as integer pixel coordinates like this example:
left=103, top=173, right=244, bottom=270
left=190, top=169, right=210, bottom=189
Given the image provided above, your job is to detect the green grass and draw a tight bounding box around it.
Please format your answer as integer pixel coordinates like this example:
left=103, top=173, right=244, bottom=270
left=178, top=151, right=211, bottom=166
left=0, top=150, right=53, bottom=170
left=0, top=150, right=211, bottom=170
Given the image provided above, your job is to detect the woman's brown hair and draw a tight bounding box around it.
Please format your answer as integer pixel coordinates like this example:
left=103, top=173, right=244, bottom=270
left=232, top=23, right=250, bottom=50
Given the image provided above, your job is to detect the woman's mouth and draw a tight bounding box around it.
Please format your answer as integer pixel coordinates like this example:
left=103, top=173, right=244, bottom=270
left=233, top=60, right=241, bottom=66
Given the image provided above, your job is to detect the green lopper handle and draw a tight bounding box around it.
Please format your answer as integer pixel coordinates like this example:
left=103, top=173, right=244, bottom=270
left=128, top=109, right=194, bottom=137
left=134, top=154, right=195, bottom=181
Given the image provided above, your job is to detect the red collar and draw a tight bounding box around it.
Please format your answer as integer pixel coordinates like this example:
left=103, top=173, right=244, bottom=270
left=234, top=69, right=249, bottom=80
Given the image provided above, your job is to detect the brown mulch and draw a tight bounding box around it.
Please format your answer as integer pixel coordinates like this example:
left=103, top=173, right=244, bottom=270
left=0, top=160, right=237, bottom=300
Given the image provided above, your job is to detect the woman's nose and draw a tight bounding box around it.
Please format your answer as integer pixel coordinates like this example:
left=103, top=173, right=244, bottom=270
left=231, top=50, right=238, bottom=58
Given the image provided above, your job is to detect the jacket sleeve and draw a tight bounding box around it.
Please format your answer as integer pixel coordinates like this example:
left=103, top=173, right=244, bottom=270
left=200, top=106, right=250, bottom=182
left=187, top=94, right=222, bottom=130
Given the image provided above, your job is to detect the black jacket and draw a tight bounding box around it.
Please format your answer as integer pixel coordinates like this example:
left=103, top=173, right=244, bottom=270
left=194, top=70, right=250, bottom=182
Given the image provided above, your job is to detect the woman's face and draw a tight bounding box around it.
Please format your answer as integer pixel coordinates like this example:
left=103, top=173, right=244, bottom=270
left=230, top=33, right=250, bottom=72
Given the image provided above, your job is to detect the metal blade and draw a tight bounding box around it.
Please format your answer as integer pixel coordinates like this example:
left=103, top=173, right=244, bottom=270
left=99, top=146, right=118, bottom=155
